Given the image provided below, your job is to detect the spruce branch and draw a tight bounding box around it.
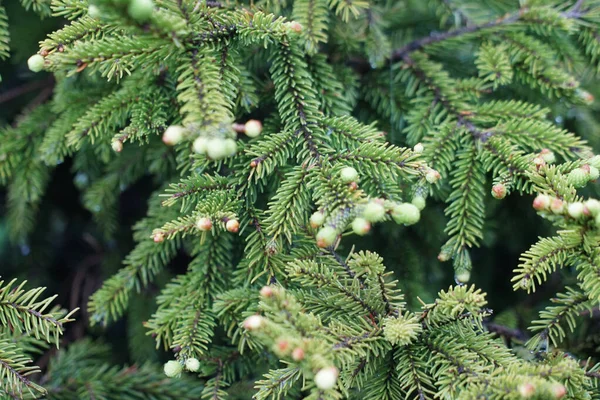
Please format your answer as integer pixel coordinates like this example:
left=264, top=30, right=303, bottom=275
left=388, top=3, right=589, bottom=64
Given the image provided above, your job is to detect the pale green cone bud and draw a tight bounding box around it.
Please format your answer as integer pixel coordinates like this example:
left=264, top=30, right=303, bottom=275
left=259, top=286, right=274, bottom=297
left=550, top=383, right=566, bottom=399
left=243, top=315, right=264, bottom=330
left=273, top=337, right=292, bottom=356
left=310, top=211, right=325, bottom=228
left=568, top=202, right=584, bottom=219
left=568, top=168, right=589, bottom=188
left=550, top=198, right=565, bottom=214
left=226, top=219, right=239, bottom=233
left=196, top=217, right=212, bottom=231
left=164, top=360, right=183, bottom=378
left=411, top=196, right=426, bottom=211
left=585, top=199, right=600, bottom=216
left=518, top=383, right=535, bottom=398
left=314, top=367, right=338, bottom=390
left=362, top=201, right=385, bottom=222
left=588, top=155, right=600, bottom=170
left=206, top=138, right=228, bottom=160
left=340, top=167, right=358, bottom=183
left=27, top=54, right=45, bottom=73
left=88, top=5, right=101, bottom=18
left=426, top=169, right=440, bottom=184
left=576, top=89, right=594, bottom=105
left=128, top=0, right=154, bottom=21
left=291, top=347, right=304, bottom=361
left=185, top=357, right=200, bottom=372
left=532, top=194, right=551, bottom=210
left=223, top=138, right=237, bottom=156
left=111, top=140, right=123, bottom=153
left=392, top=203, right=420, bottom=225
left=491, top=184, right=507, bottom=200
left=316, top=226, right=337, bottom=248
left=244, top=120, right=263, bottom=138
left=413, top=143, right=424, bottom=153
left=286, top=21, right=303, bottom=34
left=589, top=165, right=599, bottom=181
left=193, top=136, right=209, bottom=154
left=540, top=149, right=555, bottom=164
left=455, top=269, right=471, bottom=284
left=351, top=218, right=371, bottom=236
left=162, top=125, right=185, bottom=146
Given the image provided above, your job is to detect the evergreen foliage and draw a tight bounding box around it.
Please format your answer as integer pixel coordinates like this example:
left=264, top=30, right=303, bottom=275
left=3, top=0, right=600, bottom=398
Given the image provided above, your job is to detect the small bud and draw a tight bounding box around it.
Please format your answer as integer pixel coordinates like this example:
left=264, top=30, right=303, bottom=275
left=27, top=54, right=45, bottom=73
left=292, top=347, right=305, bottom=361
left=316, top=226, right=337, bottom=248
left=577, top=89, right=594, bottom=105
left=426, top=169, right=441, bottom=184
left=568, top=168, right=589, bottom=188
left=243, top=315, right=264, bottom=330
left=568, top=202, right=585, bottom=219
left=351, top=218, right=371, bottom=236
left=348, top=181, right=358, bottom=191
left=128, top=0, right=154, bottom=21
left=162, top=125, right=185, bottom=146
left=491, top=184, right=507, bottom=200
left=455, top=270, right=471, bottom=284
left=260, top=286, right=274, bottom=298
left=411, top=196, right=426, bottom=211
left=226, top=219, right=240, bottom=233
left=413, top=143, right=424, bottom=153
left=153, top=232, right=165, bottom=243
left=550, top=198, right=565, bottom=214
left=362, top=202, right=385, bottom=222
left=551, top=383, right=566, bottom=399
left=588, top=155, right=600, bottom=170
left=392, top=203, right=420, bottom=226
left=111, top=140, right=123, bottom=153
left=244, top=120, right=263, bottom=138
left=286, top=21, right=303, bottom=33
left=196, top=217, right=213, bottom=231
left=340, top=167, right=359, bottom=183
left=589, top=165, right=599, bottom=181
left=533, top=156, right=546, bottom=168
left=437, top=251, right=451, bottom=262
left=250, top=160, right=258, bottom=168
left=540, top=149, right=556, bottom=164
left=223, top=139, right=237, bottom=156
left=206, top=138, right=228, bottom=160
left=585, top=199, right=600, bottom=216
left=310, top=211, right=325, bottom=228
left=314, top=367, right=338, bottom=390
left=88, top=5, right=101, bottom=19
left=275, top=339, right=290, bottom=355
left=193, top=136, right=209, bottom=154
left=533, top=194, right=551, bottom=211
left=518, top=382, right=535, bottom=398
left=164, top=360, right=183, bottom=378
left=185, top=357, right=200, bottom=372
